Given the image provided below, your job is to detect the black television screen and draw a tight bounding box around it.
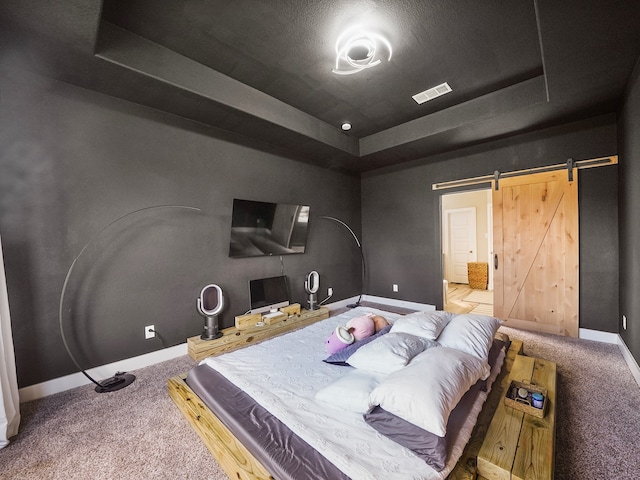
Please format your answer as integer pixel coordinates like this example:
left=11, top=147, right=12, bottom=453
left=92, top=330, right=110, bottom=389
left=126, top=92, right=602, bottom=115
left=229, top=199, right=310, bottom=258
left=249, top=275, right=290, bottom=314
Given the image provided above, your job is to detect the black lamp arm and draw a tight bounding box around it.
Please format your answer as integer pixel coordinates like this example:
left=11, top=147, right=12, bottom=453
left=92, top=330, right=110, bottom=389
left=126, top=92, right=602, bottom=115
left=318, top=215, right=366, bottom=307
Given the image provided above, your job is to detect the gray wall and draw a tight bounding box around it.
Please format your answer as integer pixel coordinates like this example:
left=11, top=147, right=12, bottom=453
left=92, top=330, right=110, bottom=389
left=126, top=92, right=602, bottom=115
left=0, top=69, right=362, bottom=388
left=0, top=64, right=632, bottom=389
left=619, top=60, right=640, bottom=362
left=362, top=115, right=619, bottom=333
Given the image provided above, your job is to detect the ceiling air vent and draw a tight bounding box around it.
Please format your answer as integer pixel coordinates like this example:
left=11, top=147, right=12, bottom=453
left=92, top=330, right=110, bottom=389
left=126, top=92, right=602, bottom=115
left=412, top=82, right=452, bottom=104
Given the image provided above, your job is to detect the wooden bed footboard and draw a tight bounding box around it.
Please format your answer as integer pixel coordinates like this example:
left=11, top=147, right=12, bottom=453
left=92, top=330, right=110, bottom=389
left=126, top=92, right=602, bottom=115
left=168, top=374, right=274, bottom=480
left=168, top=335, right=523, bottom=480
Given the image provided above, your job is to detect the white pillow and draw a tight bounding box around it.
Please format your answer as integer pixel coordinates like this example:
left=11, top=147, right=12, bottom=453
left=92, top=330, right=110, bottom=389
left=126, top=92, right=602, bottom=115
left=347, top=332, right=438, bottom=375
left=314, top=369, right=385, bottom=414
left=390, top=310, right=453, bottom=340
left=436, top=313, right=502, bottom=364
left=369, top=347, right=490, bottom=437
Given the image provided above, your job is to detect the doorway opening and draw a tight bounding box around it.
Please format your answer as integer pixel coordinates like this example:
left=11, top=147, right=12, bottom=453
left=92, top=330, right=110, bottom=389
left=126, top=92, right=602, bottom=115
left=441, top=189, right=493, bottom=315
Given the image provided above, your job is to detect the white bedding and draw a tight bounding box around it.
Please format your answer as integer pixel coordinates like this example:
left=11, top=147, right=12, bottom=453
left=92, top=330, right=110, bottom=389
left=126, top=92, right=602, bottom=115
left=200, top=306, right=504, bottom=480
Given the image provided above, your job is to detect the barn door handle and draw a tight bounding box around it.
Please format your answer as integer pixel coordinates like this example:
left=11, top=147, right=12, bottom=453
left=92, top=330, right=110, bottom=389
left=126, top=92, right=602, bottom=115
left=494, top=254, right=499, bottom=270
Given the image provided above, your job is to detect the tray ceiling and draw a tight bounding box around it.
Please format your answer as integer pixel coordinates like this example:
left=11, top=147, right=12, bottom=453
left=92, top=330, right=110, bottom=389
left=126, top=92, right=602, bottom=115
left=2, top=0, right=640, bottom=174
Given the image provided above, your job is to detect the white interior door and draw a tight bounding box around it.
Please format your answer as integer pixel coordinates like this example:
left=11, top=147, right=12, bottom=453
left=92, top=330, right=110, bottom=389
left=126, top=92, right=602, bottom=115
left=445, top=208, right=477, bottom=284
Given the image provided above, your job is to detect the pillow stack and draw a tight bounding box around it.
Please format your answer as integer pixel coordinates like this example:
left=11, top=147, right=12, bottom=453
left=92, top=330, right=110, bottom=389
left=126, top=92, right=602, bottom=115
left=316, top=310, right=503, bottom=471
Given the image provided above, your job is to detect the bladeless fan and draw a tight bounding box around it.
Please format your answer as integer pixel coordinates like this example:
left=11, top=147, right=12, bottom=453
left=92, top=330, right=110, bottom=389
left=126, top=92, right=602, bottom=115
left=305, top=270, right=319, bottom=310
left=197, top=284, right=224, bottom=340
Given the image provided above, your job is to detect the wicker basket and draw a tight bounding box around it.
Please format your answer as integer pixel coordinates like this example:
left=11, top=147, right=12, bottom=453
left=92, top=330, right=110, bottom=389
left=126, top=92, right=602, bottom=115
left=467, top=262, right=488, bottom=289
left=504, top=380, right=548, bottom=418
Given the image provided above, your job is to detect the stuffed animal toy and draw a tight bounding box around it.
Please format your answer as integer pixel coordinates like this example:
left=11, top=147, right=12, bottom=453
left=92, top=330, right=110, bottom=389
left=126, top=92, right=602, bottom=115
left=346, top=315, right=376, bottom=340
left=324, top=314, right=390, bottom=354
left=325, top=325, right=355, bottom=354
left=371, top=315, right=390, bottom=333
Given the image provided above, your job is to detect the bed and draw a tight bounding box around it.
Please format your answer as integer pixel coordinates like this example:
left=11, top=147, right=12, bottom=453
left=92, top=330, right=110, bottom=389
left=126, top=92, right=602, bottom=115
left=169, top=306, right=521, bottom=480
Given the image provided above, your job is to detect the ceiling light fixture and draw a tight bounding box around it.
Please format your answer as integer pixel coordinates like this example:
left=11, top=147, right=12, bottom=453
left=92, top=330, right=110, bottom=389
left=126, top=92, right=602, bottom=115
left=341, top=122, right=352, bottom=131
left=332, top=25, right=392, bottom=75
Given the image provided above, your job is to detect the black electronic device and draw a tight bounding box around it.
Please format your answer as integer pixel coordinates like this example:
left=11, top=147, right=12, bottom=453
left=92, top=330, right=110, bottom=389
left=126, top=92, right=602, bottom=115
left=249, top=275, right=290, bottom=314
left=229, top=199, right=310, bottom=258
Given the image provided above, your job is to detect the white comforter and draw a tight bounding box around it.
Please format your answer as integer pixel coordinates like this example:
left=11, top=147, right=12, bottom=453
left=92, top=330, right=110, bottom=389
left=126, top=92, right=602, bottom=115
left=201, top=306, right=500, bottom=480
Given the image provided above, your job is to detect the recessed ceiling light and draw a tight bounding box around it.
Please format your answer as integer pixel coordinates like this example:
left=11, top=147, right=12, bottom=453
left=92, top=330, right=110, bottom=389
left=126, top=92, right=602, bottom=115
left=341, top=122, right=352, bottom=131
left=412, top=82, right=452, bottom=104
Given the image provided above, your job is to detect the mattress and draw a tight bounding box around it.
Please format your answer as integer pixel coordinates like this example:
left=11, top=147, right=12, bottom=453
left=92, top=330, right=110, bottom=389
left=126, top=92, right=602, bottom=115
left=186, top=307, right=506, bottom=480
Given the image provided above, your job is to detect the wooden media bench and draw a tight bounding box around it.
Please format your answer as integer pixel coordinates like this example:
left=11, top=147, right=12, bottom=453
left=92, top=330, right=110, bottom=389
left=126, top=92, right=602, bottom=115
left=187, top=305, right=329, bottom=361
left=477, top=354, right=557, bottom=480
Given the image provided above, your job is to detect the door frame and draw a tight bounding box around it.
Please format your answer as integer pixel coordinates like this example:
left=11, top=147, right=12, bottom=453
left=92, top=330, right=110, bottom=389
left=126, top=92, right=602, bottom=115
left=487, top=199, right=493, bottom=291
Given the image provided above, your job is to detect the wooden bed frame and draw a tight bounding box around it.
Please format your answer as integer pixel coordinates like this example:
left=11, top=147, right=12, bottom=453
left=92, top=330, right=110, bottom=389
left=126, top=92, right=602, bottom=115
left=168, top=328, right=523, bottom=480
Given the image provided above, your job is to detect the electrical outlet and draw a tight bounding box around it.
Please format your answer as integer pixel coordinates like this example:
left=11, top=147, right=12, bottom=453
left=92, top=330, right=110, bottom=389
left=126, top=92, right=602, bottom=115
left=328, top=287, right=333, bottom=296
left=623, top=315, right=627, bottom=330
left=393, top=284, right=399, bottom=292
left=145, top=325, right=155, bottom=339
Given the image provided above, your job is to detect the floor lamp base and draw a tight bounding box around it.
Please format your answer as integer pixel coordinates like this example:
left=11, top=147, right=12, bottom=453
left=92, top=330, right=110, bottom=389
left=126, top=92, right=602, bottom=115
left=95, top=372, right=136, bottom=393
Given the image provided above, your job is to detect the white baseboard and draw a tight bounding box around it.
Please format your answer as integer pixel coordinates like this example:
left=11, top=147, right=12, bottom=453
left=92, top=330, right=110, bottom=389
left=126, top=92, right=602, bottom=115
left=324, top=295, right=436, bottom=312
left=618, top=337, right=640, bottom=389
left=323, top=296, right=360, bottom=310
left=578, top=328, right=620, bottom=344
left=361, top=295, right=436, bottom=311
left=19, top=343, right=188, bottom=403
left=574, top=328, right=640, bottom=389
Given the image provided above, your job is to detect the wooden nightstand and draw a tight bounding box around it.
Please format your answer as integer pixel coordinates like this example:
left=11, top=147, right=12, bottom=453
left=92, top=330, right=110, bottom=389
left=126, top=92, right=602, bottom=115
left=187, top=306, right=330, bottom=361
left=477, top=354, right=557, bottom=480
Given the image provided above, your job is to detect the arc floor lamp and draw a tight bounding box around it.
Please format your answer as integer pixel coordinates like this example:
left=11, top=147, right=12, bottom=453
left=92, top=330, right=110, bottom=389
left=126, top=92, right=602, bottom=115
left=319, top=216, right=366, bottom=308
left=58, top=205, right=201, bottom=393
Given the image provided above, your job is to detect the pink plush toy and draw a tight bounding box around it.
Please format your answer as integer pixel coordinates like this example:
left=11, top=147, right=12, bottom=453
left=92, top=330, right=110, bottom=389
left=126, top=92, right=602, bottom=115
left=346, top=315, right=375, bottom=341
left=324, top=314, right=381, bottom=354
left=325, top=326, right=355, bottom=354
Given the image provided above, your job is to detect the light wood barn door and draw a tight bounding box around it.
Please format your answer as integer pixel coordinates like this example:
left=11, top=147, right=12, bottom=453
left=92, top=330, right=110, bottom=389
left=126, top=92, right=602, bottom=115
left=493, top=169, right=579, bottom=337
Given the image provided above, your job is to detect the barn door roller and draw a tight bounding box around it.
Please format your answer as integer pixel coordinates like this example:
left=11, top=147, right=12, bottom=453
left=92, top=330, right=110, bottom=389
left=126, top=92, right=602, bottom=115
left=567, top=158, right=575, bottom=182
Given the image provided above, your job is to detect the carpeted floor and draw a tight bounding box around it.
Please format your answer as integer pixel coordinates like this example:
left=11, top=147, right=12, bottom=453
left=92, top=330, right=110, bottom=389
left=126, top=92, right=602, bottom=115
left=2, top=306, right=639, bottom=479
left=498, top=325, right=640, bottom=480
left=0, top=354, right=226, bottom=480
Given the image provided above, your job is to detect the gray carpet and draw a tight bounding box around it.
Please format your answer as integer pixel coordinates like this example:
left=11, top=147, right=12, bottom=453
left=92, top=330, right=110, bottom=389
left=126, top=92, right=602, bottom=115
left=0, top=355, right=226, bottom=480
left=499, top=325, right=640, bottom=480
left=1, top=312, right=639, bottom=479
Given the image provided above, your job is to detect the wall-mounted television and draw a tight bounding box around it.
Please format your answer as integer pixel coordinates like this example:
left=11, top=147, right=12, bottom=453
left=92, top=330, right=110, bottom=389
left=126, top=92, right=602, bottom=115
left=229, top=199, right=310, bottom=258
left=248, top=275, right=290, bottom=314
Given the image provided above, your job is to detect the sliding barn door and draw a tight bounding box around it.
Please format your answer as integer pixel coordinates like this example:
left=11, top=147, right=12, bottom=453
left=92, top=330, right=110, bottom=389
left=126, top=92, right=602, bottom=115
left=493, top=169, right=579, bottom=337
